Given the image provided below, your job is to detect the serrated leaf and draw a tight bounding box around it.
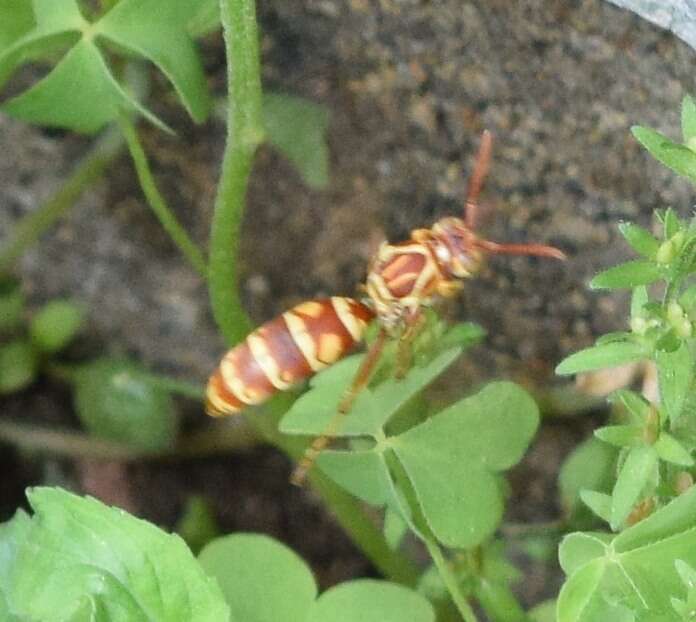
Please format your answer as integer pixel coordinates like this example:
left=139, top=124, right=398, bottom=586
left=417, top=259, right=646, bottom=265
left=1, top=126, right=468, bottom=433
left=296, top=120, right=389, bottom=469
left=590, top=260, right=663, bottom=290
left=280, top=348, right=462, bottom=437
left=98, top=0, right=210, bottom=122
left=656, top=343, right=693, bottom=423
left=199, top=534, right=316, bottom=622
left=391, top=382, right=539, bottom=548
left=263, top=93, right=330, bottom=189
left=619, top=223, right=660, bottom=259
left=559, top=486, right=696, bottom=621
left=556, top=341, right=648, bottom=375
left=655, top=432, right=694, bottom=466
left=632, top=126, right=696, bottom=181
left=307, top=580, right=435, bottom=622
left=3, top=38, right=166, bottom=133
left=29, top=299, right=84, bottom=353
left=0, top=339, right=37, bottom=394
left=559, top=437, right=617, bottom=524
left=610, top=445, right=658, bottom=530
left=579, top=491, right=612, bottom=523
left=73, top=357, right=179, bottom=451
left=4, top=487, right=229, bottom=621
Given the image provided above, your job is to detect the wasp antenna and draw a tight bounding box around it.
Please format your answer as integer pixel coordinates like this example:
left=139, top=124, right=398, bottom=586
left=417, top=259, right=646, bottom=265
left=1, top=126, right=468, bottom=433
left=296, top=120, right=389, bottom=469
left=477, top=238, right=567, bottom=260
left=464, top=130, right=494, bottom=230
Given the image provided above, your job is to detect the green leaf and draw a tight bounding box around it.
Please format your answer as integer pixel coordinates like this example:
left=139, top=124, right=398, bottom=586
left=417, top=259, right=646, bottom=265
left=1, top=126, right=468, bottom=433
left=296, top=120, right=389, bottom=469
left=0, top=277, right=24, bottom=332
left=594, top=425, right=643, bottom=448
left=29, top=299, right=84, bottom=353
left=4, top=487, right=229, bottom=620
left=3, top=38, right=166, bottom=133
left=438, top=321, right=485, bottom=350
left=663, top=208, right=682, bottom=239
left=187, top=0, right=220, bottom=37
left=199, top=534, right=316, bottom=622
left=579, top=491, right=612, bottom=523
left=316, top=450, right=392, bottom=506
left=619, top=223, right=660, bottom=259
left=556, top=341, right=648, bottom=375
left=610, top=445, right=658, bottom=530
left=559, top=486, right=696, bottom=621
left=656, top=343, right=693, bottom=423
left=530, top=600, right=557, bottom=622
left=632, top=126, right=696, bottom=180
left=72, top=357, right=179, bottom=451
left=0, top=339, right=37, bottom=394
left=391, top=382, right=539, bottom=548
left=263, top=93, right=330, bottom=189
left=559, top=532, right=613, bottom=576
left=176, top=496, right=219, bottom=555
left=98, top=0, right=210, bottom=123
left=682, top=95, right=696, bottom=143
left=631, top=286, right=649, bottom=319
left=0, top=0, right=34, bottom=57
left=655, top=432, right=694, bottom=467
left=306, top=580, right=435, bottom=622
left=590, top=260, right=663, bottom=290
left=610, top=389, right=652, bottom=423
left=383, top=506, right=408, bottom=550
left=280, top=348, right=462, bottom=437
left=559, top=437, right=617, bottom=523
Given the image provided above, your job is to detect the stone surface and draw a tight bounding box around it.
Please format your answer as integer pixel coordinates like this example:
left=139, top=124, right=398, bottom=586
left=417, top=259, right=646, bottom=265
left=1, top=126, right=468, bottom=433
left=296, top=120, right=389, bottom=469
left=2, top=0, right=696, bottom=603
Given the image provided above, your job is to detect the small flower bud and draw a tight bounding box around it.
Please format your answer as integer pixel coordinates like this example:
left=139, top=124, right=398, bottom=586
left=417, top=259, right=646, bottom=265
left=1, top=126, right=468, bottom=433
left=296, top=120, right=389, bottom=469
left=668, top=302, right=686, bottom=324
left=630, top=316, right=647, bottom=335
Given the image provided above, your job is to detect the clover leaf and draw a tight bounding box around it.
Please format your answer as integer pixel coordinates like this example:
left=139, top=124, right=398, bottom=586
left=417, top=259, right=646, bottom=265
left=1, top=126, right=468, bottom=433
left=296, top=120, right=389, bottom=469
left=0, top=0, right=210, bottom=133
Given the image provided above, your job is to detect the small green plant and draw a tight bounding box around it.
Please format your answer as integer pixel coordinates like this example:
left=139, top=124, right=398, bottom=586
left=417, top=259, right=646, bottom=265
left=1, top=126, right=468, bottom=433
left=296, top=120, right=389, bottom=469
left=553, top=96, right=696, bottom=621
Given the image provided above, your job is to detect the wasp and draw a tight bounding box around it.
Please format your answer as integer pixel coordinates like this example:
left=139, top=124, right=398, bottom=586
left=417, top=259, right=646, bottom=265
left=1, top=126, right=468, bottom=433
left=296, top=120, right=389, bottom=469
left=205, top=131, right=565, bottom=481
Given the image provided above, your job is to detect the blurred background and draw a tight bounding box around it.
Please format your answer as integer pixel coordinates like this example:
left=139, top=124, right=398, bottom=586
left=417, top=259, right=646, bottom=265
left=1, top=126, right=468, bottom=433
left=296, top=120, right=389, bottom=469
left=1, top=0, right=694, bottom=606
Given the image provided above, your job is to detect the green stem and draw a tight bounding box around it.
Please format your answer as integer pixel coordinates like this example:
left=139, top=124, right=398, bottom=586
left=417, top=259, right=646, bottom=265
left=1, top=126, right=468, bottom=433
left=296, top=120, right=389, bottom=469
left=118, top=115, right=208, bottom=279
left=208, top=0, right=421, bottom=587
left=424, top=537, right=479, bottom=622
left=208, top=0, right=265, bottom=345
left=0, top=126, right=124, bottom=274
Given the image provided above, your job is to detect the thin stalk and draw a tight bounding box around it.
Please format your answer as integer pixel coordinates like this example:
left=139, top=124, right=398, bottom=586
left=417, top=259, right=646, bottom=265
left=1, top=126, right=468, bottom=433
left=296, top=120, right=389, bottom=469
left=424, top=537, right=479, bottom=622
left=208, top=0, right=264, bottom=344
left=210, top=0, right=421, bottom=587
left=0, top=126, right=124, bottom=274
left=118, top=115, right=208, bottom=279
left=0, top=418, right=258, bottom=461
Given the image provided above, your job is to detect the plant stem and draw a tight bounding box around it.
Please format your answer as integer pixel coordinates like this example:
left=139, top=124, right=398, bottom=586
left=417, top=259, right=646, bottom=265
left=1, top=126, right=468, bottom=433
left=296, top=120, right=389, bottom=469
left=206, top=0, right=421, bottom=586
left=118, top=115, right=208, bottom=279
left=208, top=0, right=265, bottom=345
left=424, top=536, right=479, bottom=622
left=0, top=127, right=124, bottom=274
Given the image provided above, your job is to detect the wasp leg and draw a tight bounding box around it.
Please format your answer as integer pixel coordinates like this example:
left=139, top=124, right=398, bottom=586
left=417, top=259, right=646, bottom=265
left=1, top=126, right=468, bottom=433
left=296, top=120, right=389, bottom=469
left=396, top=309, right=426, bottom=379
left=291, top=327, right=389, bottom=486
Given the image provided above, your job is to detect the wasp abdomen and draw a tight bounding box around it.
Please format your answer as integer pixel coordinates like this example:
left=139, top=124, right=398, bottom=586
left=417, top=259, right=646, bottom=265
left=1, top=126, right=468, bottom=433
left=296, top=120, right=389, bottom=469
left=205, top=297, right=374, bottom=417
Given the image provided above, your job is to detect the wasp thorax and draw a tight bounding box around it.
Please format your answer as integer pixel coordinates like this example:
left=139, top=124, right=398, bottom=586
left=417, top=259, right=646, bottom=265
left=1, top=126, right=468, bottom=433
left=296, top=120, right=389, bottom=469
left=430, top=218, right=484, bottom=279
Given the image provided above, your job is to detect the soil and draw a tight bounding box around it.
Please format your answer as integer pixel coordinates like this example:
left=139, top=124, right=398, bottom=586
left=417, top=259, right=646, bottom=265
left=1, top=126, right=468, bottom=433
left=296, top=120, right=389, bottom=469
left=1, top=0, right=695, bottom=613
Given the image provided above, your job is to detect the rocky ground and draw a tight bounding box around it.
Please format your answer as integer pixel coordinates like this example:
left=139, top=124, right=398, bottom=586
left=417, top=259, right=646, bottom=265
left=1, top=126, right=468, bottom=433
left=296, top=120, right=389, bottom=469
left=1, top=0, right=695, bottom=610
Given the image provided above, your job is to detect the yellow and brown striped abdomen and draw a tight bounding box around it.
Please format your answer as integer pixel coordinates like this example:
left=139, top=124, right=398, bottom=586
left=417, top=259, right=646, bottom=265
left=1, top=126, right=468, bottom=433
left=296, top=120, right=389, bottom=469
left=205, top=297, right=374, bottom=417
